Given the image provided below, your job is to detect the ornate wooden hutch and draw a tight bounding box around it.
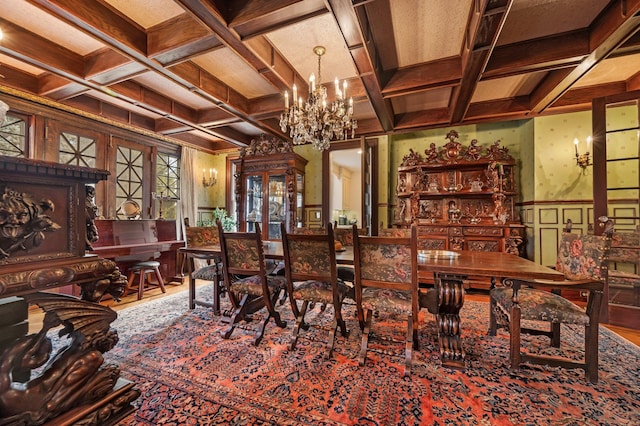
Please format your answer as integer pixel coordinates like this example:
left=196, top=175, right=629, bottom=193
left=394, top=131, right=525, bottom=288
left=236, top=135, right=307, bottom=240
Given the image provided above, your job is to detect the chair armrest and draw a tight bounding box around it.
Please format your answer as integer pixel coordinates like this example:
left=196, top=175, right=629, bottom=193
left=525, top=278, right=604, bottom=292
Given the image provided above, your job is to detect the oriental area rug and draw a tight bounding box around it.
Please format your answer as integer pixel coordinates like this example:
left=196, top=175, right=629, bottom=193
left=104, top=289, right=640, bottom=425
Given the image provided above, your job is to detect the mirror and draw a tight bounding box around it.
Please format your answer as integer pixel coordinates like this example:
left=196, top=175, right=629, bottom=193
left=329, top=147, right=362, bottom=228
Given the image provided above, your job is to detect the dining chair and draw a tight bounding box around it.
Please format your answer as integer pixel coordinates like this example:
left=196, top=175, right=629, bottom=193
left=280, top=222, right=350, bottom=358
left=489, top=218, right=614, bottom=383
left=217, top=222, right=287, bottom=345
left=184, top=222, right=225, bottom=315
left=353, top=224, right=419, bottom=377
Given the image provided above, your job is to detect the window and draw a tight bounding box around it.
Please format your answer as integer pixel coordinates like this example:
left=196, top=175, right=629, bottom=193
left=155, top=152, right=180, bottom=220
left=115, top=146, right=144, bottom=219
left=58, top=131, right=96, bottom=167
left=0, top=113, right=27, bottom=157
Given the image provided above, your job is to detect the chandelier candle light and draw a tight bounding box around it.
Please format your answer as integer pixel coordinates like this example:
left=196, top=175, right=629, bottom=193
left=280, top=46, right=357, bottom=151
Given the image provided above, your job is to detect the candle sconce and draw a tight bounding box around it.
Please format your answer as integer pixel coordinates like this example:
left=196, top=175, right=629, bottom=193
left=574, top=137, right=592, bottom=170
left=202, top=167, right=218, bottom=187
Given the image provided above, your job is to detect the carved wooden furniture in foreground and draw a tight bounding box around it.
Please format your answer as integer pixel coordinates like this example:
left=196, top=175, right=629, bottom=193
left=0, top=156, right=138, bottom=425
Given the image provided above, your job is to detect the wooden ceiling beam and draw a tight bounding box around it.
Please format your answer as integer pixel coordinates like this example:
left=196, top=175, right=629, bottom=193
left=484, top=30, right=590, bottom=79
left=342, top=0, right=395, bottom=132
left=228, top=0, right=328, bottom=40
left=28, top=0, right=147, bottom=55
left=449, top=0, right=512, bottom=124
left=0, top=66, right=40, bottom=94
left=383, top=58, right=462, bottom=98
left=177, top=0, right=304, bottom=92
left=0, top=18, right=84, bottom=77
left=530, top=0, right=640, bottom=113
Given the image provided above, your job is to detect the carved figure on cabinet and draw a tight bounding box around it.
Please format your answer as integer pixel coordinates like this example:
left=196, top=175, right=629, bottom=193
left=410, top=193, right=420, bottom=222
left=443, top=130, right=462, bottom=161
left=492, top=192, right=507, bottom=224
left=397, top=176, right=407, bottom=193
left=464, top=139, right=482, bottom=160
left=0, top=186, right=61, bottom=259
left=425, top=143, right=439, bottom=163
left=401, top=148, right=423, bottom=166
left=450, top=236, right=464, bottom=250
left=447, top=200, right=461, bottom=223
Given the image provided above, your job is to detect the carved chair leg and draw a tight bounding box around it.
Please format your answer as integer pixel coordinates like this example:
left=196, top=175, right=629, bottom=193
left=290, top=300, right=309, bottom=351
left=509, top=303, right=521, bottom=370
left=585, top=322, right=599, bottom=383
left=488, top=296, right=498, bottom=336
left=326, top=318, right=338, bottom=359
left=268, top=290, right=287, bottom=329
left=404, top=314, right=413, bottom=377
left=223, top=293, right=250, bottom=340
left=359, top=308, right=373, bottom=367
left=550, top=322, right=561, bottom=348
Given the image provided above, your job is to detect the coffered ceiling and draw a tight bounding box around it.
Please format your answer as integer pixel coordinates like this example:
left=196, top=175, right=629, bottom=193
left=1, top=0, right=639, bottom=152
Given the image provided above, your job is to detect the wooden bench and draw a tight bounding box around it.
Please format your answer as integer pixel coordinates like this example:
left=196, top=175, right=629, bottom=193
left=608, top=228, right=640, bottom=306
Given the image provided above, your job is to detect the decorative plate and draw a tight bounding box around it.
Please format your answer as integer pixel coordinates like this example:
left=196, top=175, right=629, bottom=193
left=417, top=250, right=460, bottom=260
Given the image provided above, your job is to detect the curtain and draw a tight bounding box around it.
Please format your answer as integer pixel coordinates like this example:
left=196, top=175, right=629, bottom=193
left=180, top=146, right=198, bottom=240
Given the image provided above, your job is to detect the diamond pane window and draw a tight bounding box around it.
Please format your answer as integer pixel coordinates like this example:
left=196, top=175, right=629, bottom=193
left=116, top=146, right=144, bottom=219
left=59, top=131, right=96, bottom=168
left=0, top=113, right=27, bottom=157
left=155, top=153, right=180, bottom=219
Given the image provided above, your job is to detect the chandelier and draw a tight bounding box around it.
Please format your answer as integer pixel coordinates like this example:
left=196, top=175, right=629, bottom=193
left=279, top=46, right=357, bottom=151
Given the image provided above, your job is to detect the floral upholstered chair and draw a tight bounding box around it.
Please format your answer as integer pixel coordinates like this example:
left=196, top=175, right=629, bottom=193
left=217, top=222, right=287, bottom=346
left=353, top=224, right=419, bottom=377
left=489, top=218, right=614, bottom=383
left=280, top=222, right=349, bottom=358
left=184, top=224, right=225, bottom=315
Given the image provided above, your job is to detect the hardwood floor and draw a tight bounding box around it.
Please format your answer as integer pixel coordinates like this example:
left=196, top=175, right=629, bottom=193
left=28, top=282, right=640, bottom=347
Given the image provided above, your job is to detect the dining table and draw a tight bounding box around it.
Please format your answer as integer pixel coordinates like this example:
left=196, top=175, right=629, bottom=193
left=181, top=242, right=564, bottom=370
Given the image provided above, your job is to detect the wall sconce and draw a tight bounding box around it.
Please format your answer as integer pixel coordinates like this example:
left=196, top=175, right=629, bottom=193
left=202, top=168, right=217, bottom=187
left=574, top=137, right=592, bottom=170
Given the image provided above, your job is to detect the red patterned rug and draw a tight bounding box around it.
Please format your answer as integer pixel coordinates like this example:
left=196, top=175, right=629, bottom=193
left=105, top=289, right=640, bottom=425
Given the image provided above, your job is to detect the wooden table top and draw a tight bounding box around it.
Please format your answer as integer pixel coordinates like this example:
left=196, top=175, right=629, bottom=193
left=417, top=250, right=564, bottom=281
left=181, top=245, right=562, bottom=281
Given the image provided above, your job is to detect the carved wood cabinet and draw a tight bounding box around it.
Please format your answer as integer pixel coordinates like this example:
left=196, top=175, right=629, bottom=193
left=236, top=136, right=307, bottom=240
left=394, top=131, right=525, bottom=289
left=0, top=156, right=138, bottom=425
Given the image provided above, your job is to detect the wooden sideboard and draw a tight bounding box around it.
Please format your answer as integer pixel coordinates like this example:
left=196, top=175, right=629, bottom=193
left=0, top=156, right=139, bottom=425
left=393, top=131, right=526, bottom=289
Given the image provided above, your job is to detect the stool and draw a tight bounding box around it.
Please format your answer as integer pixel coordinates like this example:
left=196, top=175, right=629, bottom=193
left=125, top=260, right=166, bottom=300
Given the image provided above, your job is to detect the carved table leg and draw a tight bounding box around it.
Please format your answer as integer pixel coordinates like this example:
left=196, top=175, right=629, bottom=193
left=435, top=273, right=466, bottom=369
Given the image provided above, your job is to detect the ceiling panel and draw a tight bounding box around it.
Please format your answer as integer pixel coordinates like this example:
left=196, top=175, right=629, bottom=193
left=473, top=73, right=546, bottom=103
left=103, top=0, right=186, bottom=29
left=191, top=48, right=278, bottom=99
left=391, top=0, right=472, bottom=67
left=266, top=13, right=357, bottom=85
left=4, top=0, right=104, bottom=55
left=497, top=0, right=610, bottom=45
left=133, top=72, right=213, bottom=109
left=391, top=88, right=452, bottom=114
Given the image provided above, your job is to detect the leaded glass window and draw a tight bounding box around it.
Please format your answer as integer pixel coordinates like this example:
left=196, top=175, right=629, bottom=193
left=0, top=113, right=26, bottom=157
left=155, top=152, right=180, bottom=219
left=116, top=146, right=144, bottom=219
left=59, top=131, right=96, bottom=167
